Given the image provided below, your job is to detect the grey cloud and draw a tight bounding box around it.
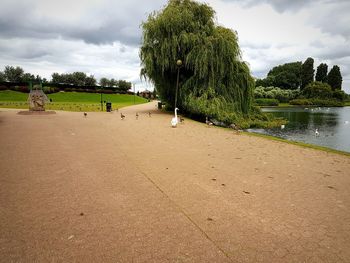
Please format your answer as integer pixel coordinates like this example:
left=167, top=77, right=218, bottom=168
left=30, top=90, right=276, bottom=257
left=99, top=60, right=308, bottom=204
left=316, top=48, right=350, bottom=61
left=221, top=0, right=312, bottom=12
left=309, top=1, right=350, bottom=39
left=222, top=0, right=350, bottom=40
left=221, top=0, right=347, bottom=13
left=310, top=40, right=325, bottom=48
left=0, top=0, right=165, bottom=46
left=241, top=41, right=271, bottom=50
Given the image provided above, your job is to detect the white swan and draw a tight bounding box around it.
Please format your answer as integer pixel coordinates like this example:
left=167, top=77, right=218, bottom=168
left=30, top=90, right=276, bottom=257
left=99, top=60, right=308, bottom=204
left=171, top=108, right=179, bottom=127
left=315, top=128, right=319, bottom=136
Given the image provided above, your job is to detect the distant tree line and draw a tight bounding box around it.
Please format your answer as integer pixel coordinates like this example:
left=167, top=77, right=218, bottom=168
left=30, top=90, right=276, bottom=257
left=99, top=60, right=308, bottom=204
left=0, top=65, right=132, bottom=93
left=0, top=66, right=47, bottom=83
left=256, top=58, right=343, bottom=91
left=254, top=58, right=346, bottom=106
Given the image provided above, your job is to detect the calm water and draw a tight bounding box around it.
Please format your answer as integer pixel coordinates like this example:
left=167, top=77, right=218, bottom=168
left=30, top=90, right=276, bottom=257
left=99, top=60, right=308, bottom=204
left=247, top=107, right=350, bottom=153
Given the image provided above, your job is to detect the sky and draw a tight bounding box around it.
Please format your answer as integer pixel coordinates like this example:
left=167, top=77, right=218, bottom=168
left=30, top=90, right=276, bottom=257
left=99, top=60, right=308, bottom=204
left=0, top=0, right=349, bottom=93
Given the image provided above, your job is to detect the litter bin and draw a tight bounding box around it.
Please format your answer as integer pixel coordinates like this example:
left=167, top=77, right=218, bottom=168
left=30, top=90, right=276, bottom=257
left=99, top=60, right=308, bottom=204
left=158, top=101, right=162, bottom=109
left=106, top=102, right=112, bottom=112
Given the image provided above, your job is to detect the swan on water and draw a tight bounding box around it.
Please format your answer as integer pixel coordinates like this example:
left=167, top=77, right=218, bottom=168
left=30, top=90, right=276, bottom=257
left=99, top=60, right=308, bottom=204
left=315, top=128, right=319, bottom=136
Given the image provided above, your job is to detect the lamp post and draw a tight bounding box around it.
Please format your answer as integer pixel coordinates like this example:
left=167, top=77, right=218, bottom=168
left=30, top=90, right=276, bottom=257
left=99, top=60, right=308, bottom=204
left=174, top=59, right=182, bottom=109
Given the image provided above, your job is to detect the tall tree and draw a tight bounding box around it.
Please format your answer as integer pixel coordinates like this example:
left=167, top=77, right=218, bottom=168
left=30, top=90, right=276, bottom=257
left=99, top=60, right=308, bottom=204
left=85, top=75, right=97, bottom=86
left=71, top=72, right=87, bottom=86
left=0, top=71, right=6, bottom=82
left=117, top=80, right=132, bottom=92
left=22, top=73, right=35, bottom=82
left=301, top=57, right=314, bottom=90
left=140, top=0, right=254, bottom=117
left=99, top=77, right=109, bottom=87
left=51, top=72, right=66, bottom=84
left=327, top=65, right=342, bottom=90
left=4, top=66, right=24, bottom=82
left=315, top=63, right=328, bottom=82
left=265, top=62, right=302, bottom=89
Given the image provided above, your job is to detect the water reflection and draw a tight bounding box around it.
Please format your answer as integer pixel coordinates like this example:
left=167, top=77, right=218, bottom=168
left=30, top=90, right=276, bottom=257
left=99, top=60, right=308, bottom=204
left=247, top=107, right=350, bottom=153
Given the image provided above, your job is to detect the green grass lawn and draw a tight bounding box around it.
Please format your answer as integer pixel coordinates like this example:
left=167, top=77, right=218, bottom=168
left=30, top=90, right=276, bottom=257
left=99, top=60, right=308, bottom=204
left=0, top=90, right=149, bottom=111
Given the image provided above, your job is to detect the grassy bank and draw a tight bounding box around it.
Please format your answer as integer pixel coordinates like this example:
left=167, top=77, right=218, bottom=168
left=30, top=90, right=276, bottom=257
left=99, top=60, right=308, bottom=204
left=0, top=90, right=148, bottom=111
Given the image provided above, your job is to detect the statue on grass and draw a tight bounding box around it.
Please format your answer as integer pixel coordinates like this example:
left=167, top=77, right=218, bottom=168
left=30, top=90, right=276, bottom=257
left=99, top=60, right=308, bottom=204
left=28, top=85, right=49, bottom=111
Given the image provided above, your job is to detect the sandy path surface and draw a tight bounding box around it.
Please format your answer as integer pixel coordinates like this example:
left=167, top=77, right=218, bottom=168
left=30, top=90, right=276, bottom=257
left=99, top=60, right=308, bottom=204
left=1, top=102, right=350, bottom=263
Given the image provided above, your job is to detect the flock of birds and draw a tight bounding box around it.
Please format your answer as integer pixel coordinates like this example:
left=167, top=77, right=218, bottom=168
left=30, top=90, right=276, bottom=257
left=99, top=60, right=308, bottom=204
left=281, top=123, right=320, bottom=137
left=81, top=107, right=208, bottom=129
left=81, top=105, right=243, bottom=133
left=279, top=107, right=350, bottom=137
left=119, top=111, right=151, bottom=120
left=83, top=106, right=348, bottom=134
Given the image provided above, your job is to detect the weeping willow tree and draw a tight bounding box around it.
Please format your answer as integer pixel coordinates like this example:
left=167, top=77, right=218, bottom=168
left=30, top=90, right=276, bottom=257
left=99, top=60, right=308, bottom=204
left=140, top=0, right=258, bottom=125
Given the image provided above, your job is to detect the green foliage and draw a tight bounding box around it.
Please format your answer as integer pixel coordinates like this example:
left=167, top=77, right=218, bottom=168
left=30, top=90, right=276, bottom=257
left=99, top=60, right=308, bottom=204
left=140, top=0, right=254, bottom=120
left=0, top=71, right=5, bottom=81
left=42, top=86, right=59, bottom=94
left=266, top=62, right=302, bottom=89
left=4, top=66, right=24, bottom=82
left=254, top=98, right=279, bottom=106
left=99, top=78, right=132, bottom=91
left=117, top=80, right=132, bottom=92
left=302, top=81, right=333, bottom=99
left=295, top=81, right=345, bottom=105
left=301, top=57, right=314, bottom=89
left=99, top=77, right=110, bottom=87
left=315, top=63, right=328, bottom=82
left=289, top=99, right=313, bottom=106
left=344, top=93, right=350, bottom=102
left=289, top=98, right=343, bottom=107
left=254, top=86, right=300, bottom=102
left=51, top=72, right=96, bottom=86
left=332, top=90, right=346, bottom=101
left=327, top=65, right=342, bottom=90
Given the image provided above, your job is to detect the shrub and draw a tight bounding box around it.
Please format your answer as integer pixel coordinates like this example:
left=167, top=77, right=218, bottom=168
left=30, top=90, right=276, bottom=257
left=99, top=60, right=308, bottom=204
left=310, top=99, right=343, bottom=107
left=290, top=98, right=343, bottom=107
left=333, top=90, right=346, bottom=101
left=254, top=86, right=299, bottom=102
left=289, top=99, right=313, bottom=105
left=254, top=98, right=279, bottom=106
left=302, top=81, right=333, bottom=99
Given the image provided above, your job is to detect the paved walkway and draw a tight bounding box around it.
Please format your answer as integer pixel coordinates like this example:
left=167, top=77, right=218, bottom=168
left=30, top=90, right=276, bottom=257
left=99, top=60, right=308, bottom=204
left=1, top=103, right=350, bottom=262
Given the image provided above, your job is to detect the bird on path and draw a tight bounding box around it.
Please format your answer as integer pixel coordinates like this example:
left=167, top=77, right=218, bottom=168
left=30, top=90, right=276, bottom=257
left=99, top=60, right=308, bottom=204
left=179, top=116, right=185, bottom=124
left=83, top=112, right=87, bottom=117
left=148, top=112, right=152, bottom=117
left=121, top=113, right=125, bottom=120
left=136, top=112, right=139, bottom=120
left=171, top=108, right=179, bottom=128
left=205, top=116, right=213, bottom=127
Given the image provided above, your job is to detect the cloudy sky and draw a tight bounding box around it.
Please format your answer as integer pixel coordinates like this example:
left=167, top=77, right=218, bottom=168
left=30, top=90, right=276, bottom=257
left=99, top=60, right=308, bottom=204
left=0, top=0, right=349, bottom=92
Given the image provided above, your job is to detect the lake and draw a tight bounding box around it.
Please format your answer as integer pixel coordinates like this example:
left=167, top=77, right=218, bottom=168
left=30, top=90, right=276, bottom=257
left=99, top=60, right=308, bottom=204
left=247, top=107, right=350, bottom=153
